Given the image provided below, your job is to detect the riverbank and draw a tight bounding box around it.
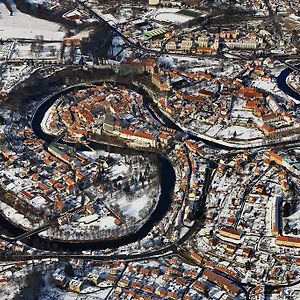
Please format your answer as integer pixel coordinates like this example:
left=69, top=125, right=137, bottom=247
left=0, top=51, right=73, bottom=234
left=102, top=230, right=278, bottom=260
left=287, top=72, right=300, bottom=98
left=277, top=65, right=300, bottom=104
left=150, top=95, right=300, bottom=150
left=0, top=1, right=66, bottom=41
left=13, top=0, right=76, bottom=28
left=0, top=81, right=177, bottom=251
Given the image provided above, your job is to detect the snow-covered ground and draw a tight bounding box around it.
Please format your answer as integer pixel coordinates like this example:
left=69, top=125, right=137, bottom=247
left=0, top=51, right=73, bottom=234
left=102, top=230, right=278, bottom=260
left=0, top=201, right=34, bottom=229
left=287, top=200, right=300, bottom=235
left=26, top=0, right=48, bottom=5
left=289, top=13, right=300, bottom=22
left=253, top=78, right=300, bottom=105
left=217, top=125, right=264, bottom=140
left=0, top=3, right=65, bottom=40
left=155, top=12, right=192, bottom=24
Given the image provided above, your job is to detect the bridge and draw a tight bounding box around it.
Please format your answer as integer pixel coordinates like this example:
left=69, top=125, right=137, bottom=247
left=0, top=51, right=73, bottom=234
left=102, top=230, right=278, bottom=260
left=11, top=201, right=86, bottom=243
left=283, top=61, right=300, bottom=73
left=49, top=130, right=66, bottom=146
left=12, top=224, right=52, bottom=242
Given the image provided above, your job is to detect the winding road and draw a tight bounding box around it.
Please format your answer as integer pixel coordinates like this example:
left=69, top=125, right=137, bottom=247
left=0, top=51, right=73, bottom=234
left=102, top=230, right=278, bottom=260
left=1, top=4, right=300, bottom=297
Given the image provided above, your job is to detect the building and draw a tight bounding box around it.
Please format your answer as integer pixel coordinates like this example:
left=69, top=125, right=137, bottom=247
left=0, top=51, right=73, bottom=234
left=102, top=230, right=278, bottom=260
left=119, top=129, right=157, bottom=147
left=52, top=273, right=67, bottom=288
left=276, top=236, right=300, bottom=248
left=69, top=279, right=83, bottom=292
left=219, top=226, right=242, bottom=240
left=180, top=40, right=193, bottom=52
left=190, top=251, right=203, bottom=264
left=165, top=41, right=177, bottom=52
left=203, top=269, right=242, bottom=296
left=198, top=34, right=209, bottom=47
left=151, top=72, right=171, bottom=92
left=224, top=38, right=257, bottom=49
left=149, top=0, right=160, bottom=5
left=271, top=196, right=282, bottom=236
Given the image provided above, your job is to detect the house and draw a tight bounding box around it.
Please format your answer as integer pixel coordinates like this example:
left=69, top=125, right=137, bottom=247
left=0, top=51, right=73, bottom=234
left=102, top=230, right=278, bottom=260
left=106, top=274, right=118, bottom=284
left=219, top=226, right=242, bottom=240
left=118, top=278, right=130, bottom=287
left=158, top=132, right=172, bottom=146
left=276, top=236, right=300, bottom=248
left=149, top=0, right=160, bottom=5
left=0, top=276, right=7, bottom=285
left=203, top=269, right=242, bottom=296
left=142, top=285, right=155, bottom=294
left=242, top=247, right=251, bottom=258
left=37, top=182, right=52, bottom=195
left=190, top=251, right=203, bottom=264
left=69, top=279, right=83, bottom=292
left=52, top=273, right=67, bottom=288
left=151, top=72, right=171, bottom=92
left=192, top=280, right=208, bottom=294
left=226, top=244, right=236, bottom=255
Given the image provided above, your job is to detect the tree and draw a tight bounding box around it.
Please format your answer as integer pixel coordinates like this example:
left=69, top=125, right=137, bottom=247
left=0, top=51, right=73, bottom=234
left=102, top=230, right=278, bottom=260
left=15, top=269, right=43, bottom=300
left=30, top=42, right=37, bottom=53
left=49, top=46, right=57, bottom=57
left=34, top=35, right=44, bottom=57
left=123, top=181, right=130, bottom=194
left=64, top=263, right=74, bottom=277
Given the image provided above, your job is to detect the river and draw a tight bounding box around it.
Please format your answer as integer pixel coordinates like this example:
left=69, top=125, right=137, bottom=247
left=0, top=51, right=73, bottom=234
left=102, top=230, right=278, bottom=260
left=2, top=65, right=299, bottom=252
left=0, top=83, right=176, bottom=252
left=277, top=65, right=300, bottom=104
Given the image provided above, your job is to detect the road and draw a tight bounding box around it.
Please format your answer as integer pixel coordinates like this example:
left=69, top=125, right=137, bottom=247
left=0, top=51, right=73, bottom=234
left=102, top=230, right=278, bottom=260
left=0, top=158, right=216, bottom=259
left=234, top=163, right=274, bottom=227
left=1, top=3, right=300, bottom=295
left=283, top=61, right=300, bottom=73
left=79, top=1, right=226, bottom=60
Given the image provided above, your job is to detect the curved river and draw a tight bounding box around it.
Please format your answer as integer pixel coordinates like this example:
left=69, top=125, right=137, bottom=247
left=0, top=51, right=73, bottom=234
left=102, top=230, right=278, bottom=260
left=2, top=65, right=299, bottom=252
left=0, top=84, right=176, bottom=252
left=277, top=65, right=300, bottom=103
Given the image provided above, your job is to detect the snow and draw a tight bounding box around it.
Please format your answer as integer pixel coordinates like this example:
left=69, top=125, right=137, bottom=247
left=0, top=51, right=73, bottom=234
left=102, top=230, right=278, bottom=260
left=67, top=29, right=92, bottom=41
left=253, top=78, right=300, bottom=105
left=31, top=195, right=48, bottom=209
left=117, top=193, right=151, bottom=218
left=78, top=215, right=117, bottom=230
left=1, top=64, right=40, bottom=94
left=109, top=161, right=129, bottom=179
left=38, top=273, right=112, bottom=300
left=0, top=3, right=65, bottom=40
left=252, top=78, right=278, bottom=92
left=26, top=0, right=48, bottom=5
left=289, top=13, right=300, bottom=22
left=217, top=125, right=264, bottom=140
left=155, top=12, right=193, bottom=24
left=157, top=55, right=175, bottom=68
left=0, top=201, right=33, bottom=229
left=287, top=209, right=300, bottom=231
left=11, top=42, right=61, bottom=59
left=0, top=167, right=34, bottom=193
left=93, top=8, right=119, bottom=24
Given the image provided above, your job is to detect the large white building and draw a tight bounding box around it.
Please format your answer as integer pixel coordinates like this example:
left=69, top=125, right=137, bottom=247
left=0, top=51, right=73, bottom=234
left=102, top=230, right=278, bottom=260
left=149, top=0, right=160, bottom=5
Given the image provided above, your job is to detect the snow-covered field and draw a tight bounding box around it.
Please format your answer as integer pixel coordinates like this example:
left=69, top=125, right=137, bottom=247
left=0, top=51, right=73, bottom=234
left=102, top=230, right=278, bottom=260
left=155, top=12, right=193, bottom=24
left=11, top=42, right=62, bottom=59
left=0, top=3, right=65, bottom=40
left=217, top=125, right=264, bottom=140
left=253, top=78, right=300, bottom=105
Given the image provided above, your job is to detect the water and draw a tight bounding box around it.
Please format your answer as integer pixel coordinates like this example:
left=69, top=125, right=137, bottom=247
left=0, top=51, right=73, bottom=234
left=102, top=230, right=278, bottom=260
left=0, top=84, right=175, bottom=252
left=277, top=66, right=300, bottom=103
